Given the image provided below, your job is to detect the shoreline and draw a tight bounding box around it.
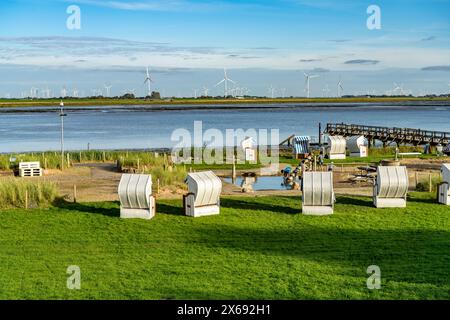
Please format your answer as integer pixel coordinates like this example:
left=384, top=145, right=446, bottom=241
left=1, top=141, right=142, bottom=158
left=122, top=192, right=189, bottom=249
left=1, top=98, right=450, bottom=113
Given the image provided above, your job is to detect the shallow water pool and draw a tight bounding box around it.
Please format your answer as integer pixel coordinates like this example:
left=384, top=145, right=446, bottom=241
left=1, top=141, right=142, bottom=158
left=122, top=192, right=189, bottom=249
left=223, top=175, right=300, bottom=190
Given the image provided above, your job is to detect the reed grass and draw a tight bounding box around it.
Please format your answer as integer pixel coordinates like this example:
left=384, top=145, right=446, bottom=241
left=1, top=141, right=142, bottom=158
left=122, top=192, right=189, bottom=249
left=369, top=146, right=423, bottom=157
left=145, top=165, right=188, bottom=189
left=0, top=150, right=171, bottom=170
left=415, top=174, right=442, bottom=192
left=0, top=178, right=57, bottom=209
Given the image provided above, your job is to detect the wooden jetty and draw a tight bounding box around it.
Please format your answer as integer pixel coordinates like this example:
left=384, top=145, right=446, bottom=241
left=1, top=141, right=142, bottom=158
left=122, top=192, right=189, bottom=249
left=325, top=123, right=450, bottom=147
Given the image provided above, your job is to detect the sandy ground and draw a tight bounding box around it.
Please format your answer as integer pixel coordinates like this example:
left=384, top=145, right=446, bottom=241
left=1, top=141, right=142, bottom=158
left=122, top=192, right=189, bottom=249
left=1, top=158, right=446, bottom=202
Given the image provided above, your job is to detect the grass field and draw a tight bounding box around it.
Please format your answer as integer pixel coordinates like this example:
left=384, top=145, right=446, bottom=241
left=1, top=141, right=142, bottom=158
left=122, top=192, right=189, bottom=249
left=1, top=96, right=450, bottom=108
left=0, top=193, right=448, bottom=300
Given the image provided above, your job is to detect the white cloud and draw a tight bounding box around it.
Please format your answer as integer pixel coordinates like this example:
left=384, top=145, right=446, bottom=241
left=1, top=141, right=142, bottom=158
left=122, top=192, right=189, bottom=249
left=65, top=0, right=265, bottom=12
left=1, top=36, right=449, bottom=70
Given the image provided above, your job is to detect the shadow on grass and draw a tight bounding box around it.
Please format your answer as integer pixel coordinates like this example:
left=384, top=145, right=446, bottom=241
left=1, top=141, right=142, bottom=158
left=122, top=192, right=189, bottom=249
left=221, top=197, right=298, bottom=215
left=156, top=202, right=184, bottom=216
left=408, top=195, right=439, bottom=204
left=53, top=198, right=120, bottom=217
left=188, top=222, right=450, bottom=288
left=337, top=196, right=373, bottom=207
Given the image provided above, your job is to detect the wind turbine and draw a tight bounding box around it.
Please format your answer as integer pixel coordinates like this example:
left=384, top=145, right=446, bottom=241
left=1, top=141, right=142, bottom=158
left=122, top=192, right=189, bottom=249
left=214, top=68, right=236, bottom=97
left=202, top=86, right=209, bottom=97
left=280, top=88, right=287, bottom=98
left=45, top=85, right=51, bottom=98
left=393, top=83, right=405, bottom=96
left=61, top=86, right=67, bottom=98
left=337, top=78, right=344, bottom=97
left=304, top=72, right=319, bottom=98
left=30, top=87, right=38, bottom=98
left=322, top=84, right=331, bottom=97
left=104, top=84, right=112, bottom=97
left=268, top=85, right=276, bottom=98
left=72, top=88, right=79, bottom=98
left=144, top=67, right=153, bottom=96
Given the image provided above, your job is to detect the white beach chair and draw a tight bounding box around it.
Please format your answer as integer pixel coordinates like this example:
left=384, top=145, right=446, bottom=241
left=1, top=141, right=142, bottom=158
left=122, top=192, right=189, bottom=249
left=327, top=135, right=346, bottom=160
left=373, top=166, right=408, bottom=208
left=184, top=171, right=222, bottom=217
left=438, top=164, right=450, bottom=205
left=118, top=174, right=155, bottom=219
left=302, top=171, right=335, bottom=215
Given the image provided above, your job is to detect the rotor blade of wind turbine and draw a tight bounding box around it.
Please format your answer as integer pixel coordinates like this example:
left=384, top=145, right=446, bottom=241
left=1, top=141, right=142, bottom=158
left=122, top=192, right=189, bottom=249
left=214, top=79, right=225, bottom=87
left=228, top=78, right=236, bottom=84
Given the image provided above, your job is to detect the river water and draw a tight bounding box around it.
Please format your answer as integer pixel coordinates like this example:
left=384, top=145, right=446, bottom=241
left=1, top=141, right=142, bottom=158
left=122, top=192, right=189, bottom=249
left=1, top=104, right=449, bottom=153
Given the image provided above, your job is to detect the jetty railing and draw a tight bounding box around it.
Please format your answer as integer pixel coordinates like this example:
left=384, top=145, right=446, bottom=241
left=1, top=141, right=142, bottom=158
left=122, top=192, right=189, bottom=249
left=325, top=123, right=450, bottom=146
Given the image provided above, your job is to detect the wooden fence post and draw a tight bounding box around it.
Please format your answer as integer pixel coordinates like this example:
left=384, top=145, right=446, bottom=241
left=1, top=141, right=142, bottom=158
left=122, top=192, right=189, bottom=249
left=25, top=190, right=28, bottom=210
left=415, top=171, right=419, bottom=188
left=429, top=173, right=432, bottom=193
left=73, top=184, right=77, bottom=203
left=157, top=179, right=160, bottom=194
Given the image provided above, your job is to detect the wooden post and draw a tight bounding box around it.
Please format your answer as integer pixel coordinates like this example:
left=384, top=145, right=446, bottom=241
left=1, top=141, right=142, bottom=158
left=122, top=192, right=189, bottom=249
left=429, top=173, right=432, bottom=193
left=44, top=157, right=47, bottom=170
left=25, top=190, right=28, bottom=210
left=79, top=151, right=82, bottom=162
left=157, top=179, right=160, bottom=194
left=67, top=153, right=70, bottom=167
left=232, top=154, right=236, bottom=184
left=103, top=151, right=106, bottom=162
left=415, top=172, right=419, bottom=188
left=137, top=158, right=140, bottom=171
left=73, top=184, right=77, bottom=203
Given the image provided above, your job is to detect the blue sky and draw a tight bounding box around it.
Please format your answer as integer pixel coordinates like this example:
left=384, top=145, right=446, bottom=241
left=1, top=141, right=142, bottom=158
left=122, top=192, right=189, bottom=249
left=0, top=0, right=449, bottom=97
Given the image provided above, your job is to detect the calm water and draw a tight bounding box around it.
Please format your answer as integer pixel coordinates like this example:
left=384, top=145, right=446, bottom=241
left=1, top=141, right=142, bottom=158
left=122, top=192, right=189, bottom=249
left=224, top=176, right=298, bottom=190
left=1, top=104, right=449, bottom=152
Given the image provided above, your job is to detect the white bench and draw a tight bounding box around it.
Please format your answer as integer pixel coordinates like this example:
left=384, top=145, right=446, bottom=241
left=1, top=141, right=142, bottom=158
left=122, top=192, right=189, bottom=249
left=302, top=171, right=335, bottom=215
left=118, top=174, right=155, bottom=219
left=184, top=171, right=222, bottom=217
left=438, top=164, right=450, bottom=205
left=18, top=161, right=42, bottom=177
left=373, top=166, right=408, bottom=208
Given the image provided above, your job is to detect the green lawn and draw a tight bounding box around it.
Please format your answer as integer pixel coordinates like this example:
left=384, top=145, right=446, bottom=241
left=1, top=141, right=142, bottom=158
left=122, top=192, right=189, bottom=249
left=0, top=193, right=449, bottom=300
